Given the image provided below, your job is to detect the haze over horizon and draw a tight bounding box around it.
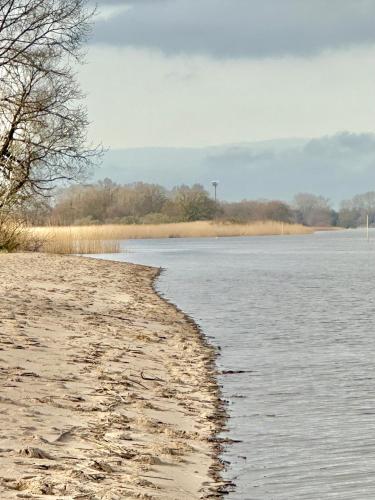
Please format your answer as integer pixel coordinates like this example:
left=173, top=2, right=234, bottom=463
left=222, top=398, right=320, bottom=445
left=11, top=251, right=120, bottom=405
left=81, top=1, right=375, bottom=203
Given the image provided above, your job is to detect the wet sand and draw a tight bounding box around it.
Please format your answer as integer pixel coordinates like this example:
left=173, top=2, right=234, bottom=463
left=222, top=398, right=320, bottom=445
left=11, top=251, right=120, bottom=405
left=0, top=253, right=225, bottom=499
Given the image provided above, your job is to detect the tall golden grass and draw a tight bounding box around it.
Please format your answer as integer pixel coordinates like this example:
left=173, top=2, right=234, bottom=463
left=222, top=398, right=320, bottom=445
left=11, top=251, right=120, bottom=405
left=30, top=221, right=313, bottom=254
left=29, top=226, right=121, bottom=254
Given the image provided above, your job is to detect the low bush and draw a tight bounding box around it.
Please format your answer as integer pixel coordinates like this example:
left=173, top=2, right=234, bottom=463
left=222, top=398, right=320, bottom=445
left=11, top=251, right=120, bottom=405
left=0, top=217, right=43, bottom=252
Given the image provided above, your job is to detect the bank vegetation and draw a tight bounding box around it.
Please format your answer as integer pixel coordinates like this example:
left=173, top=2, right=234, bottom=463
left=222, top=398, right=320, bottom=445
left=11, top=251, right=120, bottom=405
left=30, top=220, right=313, bottom=254
left=22, top=179, right=336, bottom=227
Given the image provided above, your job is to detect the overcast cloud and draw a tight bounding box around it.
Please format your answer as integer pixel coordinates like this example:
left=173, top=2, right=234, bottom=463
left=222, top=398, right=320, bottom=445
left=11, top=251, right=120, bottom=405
left=80, top=0, right=375, bottom=205
left=94, top=132, right=375, bottom=205
left=94, top=0, right=375, bottom=58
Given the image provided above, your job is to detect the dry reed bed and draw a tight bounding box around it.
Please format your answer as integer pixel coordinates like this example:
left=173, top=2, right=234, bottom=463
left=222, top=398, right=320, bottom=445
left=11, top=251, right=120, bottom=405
left=30, top=221, right=313, bottom=254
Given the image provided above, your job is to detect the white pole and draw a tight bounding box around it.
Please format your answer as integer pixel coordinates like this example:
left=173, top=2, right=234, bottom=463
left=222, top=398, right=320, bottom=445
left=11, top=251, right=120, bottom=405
left=367, top=214, right=369, bottom=242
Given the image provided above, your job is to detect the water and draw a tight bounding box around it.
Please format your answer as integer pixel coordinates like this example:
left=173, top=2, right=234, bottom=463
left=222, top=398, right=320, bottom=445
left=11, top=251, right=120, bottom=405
left=93, top=229, right=375, bottom=499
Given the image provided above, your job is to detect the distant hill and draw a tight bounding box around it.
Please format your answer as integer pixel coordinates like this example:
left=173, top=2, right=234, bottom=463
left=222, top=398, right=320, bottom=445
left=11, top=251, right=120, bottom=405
left=93, top=133, right=375, bottom=205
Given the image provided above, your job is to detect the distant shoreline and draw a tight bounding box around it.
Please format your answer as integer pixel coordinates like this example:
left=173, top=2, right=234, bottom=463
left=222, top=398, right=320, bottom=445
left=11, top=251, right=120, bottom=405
left=0, top=253, right=227, bottom=498
left=29, top=221, right=315, bottom=254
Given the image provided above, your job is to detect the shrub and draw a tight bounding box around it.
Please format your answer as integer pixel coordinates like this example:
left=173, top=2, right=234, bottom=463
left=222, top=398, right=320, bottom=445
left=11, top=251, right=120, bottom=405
left=73, top=216, right=100, bottom=226
left=140, top=213, right=173, bottom=224
left=0, top=216, right=43, bottom=252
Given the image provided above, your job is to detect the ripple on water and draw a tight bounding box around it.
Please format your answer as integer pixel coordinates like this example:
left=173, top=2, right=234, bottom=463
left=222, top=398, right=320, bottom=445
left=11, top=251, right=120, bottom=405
left=94, top=229, right=375, bottom=499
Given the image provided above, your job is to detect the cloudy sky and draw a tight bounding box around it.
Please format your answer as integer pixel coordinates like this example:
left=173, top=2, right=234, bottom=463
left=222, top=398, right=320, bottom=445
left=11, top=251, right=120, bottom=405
left=81, top=1, right=375, bottom=201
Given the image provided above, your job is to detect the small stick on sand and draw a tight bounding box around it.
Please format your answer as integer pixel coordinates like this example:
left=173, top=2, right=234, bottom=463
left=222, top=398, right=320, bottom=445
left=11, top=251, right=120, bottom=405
left=141, top=371, right=164, bottom=382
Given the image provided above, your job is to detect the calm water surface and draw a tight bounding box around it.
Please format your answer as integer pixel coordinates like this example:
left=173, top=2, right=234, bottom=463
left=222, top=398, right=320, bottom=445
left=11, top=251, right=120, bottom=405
left=95, top=230, right=375, bottom=499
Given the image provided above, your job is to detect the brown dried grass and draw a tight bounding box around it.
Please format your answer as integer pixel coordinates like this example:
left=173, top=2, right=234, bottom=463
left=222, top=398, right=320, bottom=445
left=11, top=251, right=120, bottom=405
left=29, top=226, right=121, bottom=254
left=29, top=221, right=313, bottom=254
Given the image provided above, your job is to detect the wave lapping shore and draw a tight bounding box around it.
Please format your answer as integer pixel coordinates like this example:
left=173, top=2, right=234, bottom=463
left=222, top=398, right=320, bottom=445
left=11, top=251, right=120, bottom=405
left=0, top=254, right=225, bottom=499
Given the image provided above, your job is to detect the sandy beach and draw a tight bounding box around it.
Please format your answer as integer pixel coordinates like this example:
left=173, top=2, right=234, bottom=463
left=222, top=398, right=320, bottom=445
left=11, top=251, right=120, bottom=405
left=0, top=253, right=225, bottom=499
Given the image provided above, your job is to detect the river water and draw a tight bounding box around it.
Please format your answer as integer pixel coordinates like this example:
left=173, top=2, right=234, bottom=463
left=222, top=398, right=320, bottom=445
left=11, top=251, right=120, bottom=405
left=94, top=229, right=375, bottom=499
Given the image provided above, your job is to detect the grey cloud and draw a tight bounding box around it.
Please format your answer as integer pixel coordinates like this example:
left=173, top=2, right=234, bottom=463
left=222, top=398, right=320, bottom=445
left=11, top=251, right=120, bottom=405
left=95, top=133, right=375, bottom=205
left=304, top=132, right=375, bottom=156
left=92, top=0, right=375, bottom=58
left=206, top=148, right=275, bottom=169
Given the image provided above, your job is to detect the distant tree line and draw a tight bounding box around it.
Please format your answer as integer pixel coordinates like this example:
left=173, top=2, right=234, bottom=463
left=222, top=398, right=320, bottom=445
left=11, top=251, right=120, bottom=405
left=24, top=180, right=219, bottom=225
left=21, top=179, right=375, bottom=228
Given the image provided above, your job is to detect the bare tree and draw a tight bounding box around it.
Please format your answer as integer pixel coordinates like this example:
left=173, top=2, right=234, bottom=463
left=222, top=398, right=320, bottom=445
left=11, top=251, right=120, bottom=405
left=220, top=199, right=293, bottom=223
left=339, top=191, right=375, bottom=227
left=293, top=193, right=333, bottom=226
left=0, top=1, right=92, bottom=68
left=0, top=0, right=97, bottom=210
left=170, top=184, right=217, bottom=221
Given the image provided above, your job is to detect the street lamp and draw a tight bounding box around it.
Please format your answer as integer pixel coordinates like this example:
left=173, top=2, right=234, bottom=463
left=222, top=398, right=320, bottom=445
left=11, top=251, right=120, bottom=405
left=211, top=180, right=219, bottom=201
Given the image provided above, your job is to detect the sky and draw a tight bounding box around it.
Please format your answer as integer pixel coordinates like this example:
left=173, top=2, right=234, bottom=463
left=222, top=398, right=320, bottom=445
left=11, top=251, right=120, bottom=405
left=80, top=1, right=375, bottom=201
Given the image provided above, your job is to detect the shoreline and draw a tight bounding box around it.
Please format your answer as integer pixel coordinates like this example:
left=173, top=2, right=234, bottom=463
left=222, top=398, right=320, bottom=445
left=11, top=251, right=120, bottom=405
left=151, top=267, right=231, bottom=497
left=0, top=253, right=228, bottom=499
